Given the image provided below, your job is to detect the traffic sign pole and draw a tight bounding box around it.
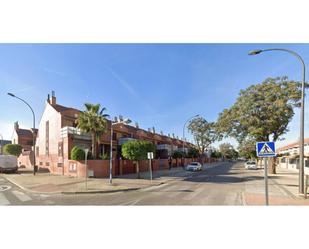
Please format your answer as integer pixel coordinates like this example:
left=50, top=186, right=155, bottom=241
left=264, top=157, right=269, bottom=205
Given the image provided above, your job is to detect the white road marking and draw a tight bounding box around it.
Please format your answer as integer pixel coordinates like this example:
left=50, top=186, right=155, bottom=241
left=120, top=199, right=142, bottom=205
left=12, top=190, right=32, bottom=202
left=0, top=193, right=10, bottom=205
left=0, top=185, right=12, bottom=192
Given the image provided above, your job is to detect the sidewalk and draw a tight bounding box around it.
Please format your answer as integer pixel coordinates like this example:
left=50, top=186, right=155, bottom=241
left=243, top=167, right=309, bottom=205
left=1, top=163, right=220, bottom=195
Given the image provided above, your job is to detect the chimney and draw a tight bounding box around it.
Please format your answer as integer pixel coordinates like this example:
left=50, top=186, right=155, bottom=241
left=114, top=116, right=118, bottom=123
left=47, top=94, right=50, bottom=104
left=14, top=121, right=19, bottom=131
left=148, top=128, right=151, bottom=133
left=160, top=130, right=163, bottom=135
left=152, top=127, right=155, bottom=133
left=119, top=115, right=123, bottom=122
left=50, top=91, right=56, bottom=105
left=135, top=122, right=139, bottom=129
left=172, top=133, right=175, bottom=138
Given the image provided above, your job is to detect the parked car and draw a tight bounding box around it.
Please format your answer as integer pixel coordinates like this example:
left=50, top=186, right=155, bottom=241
left=244, top=161, right=257, bottom=170
left=0, top=155, right=18, bottom=173
left=186, top=162, right=202, bottom=171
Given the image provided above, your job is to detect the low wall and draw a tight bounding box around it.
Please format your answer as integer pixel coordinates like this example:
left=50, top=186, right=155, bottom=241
left=18, top=151, right=33, bottom=169
left=34, top=156, right=219, bottom=178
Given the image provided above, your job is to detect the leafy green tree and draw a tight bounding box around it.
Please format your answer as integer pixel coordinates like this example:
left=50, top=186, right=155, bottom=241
left=238, top=138, right=257, bottom=159
left=188, top=147, right=199, bottom=158
left=3, top=144, right=22, bottom=157
left=187, top=117, right=217, bottom=154
left=211, top=150, right=222, bottom=158
left=216, top=76, right=307, bottom=173
left=172, top=150, right=184, bottom=166
left=77, top=103, right=109, bottom=159
left=219, top=143, right=237, bottom=159
left=121, top=140, right=155, bottom=178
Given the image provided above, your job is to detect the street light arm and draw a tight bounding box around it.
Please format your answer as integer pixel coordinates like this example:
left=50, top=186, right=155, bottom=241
left=261, top=48, right=306, bottom=71
left=13, top=96, right=36, bottom=125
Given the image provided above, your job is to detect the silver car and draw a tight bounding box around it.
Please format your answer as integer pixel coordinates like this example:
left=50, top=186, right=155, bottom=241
left=244, top=161, right=257, bottom=170
left=186, top=162, right=202, bottom=171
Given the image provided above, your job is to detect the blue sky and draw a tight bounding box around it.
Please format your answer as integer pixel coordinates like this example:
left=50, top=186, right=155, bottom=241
left=0, top=44, right=308, bottom=148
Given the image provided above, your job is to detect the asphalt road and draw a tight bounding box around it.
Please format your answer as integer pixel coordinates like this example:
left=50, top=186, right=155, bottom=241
left=0, top=161, right=263, bottom=205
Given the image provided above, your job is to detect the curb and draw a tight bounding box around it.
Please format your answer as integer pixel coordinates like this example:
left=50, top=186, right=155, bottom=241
left=61, top=187, right=141, bottom=195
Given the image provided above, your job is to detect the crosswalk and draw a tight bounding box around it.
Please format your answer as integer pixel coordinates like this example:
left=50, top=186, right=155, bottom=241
left=0, top=189, right=33, bottom=205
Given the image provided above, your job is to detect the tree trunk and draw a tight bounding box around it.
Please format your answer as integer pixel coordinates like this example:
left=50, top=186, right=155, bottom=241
left=92, top=133, right=96, bottom=159
left=268, top=157, right=276, bottom=174
left=136, top=161, right=140, bottom=179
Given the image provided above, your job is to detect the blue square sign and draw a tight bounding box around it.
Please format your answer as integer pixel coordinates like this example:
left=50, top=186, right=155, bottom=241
left=256, top=142, right=276, bottom=157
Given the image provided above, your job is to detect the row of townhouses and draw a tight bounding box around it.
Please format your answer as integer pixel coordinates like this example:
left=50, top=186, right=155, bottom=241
left=277, top=139, right=309, bottom=172
left=14, top=92, right=198, bottom=178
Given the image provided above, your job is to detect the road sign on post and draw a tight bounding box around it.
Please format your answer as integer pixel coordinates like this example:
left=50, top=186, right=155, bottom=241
left=256, top=142, right=276, bottom=206
left=147, top=152, right=154, bottom=160
left=256, top=142, right=276, bottom=157
left=147, top=152, right=153, bottom=181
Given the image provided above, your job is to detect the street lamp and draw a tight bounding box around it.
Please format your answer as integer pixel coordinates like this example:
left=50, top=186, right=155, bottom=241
left=7, top=93, right=37, bottom=175
left=248, top=48, right=306, bottom=194
left=182, top=114, right=200, bottom=167
left=109, top=117, right=131, bottom=184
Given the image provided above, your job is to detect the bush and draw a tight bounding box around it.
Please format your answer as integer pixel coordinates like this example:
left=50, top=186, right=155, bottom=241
left=99, top=153, right=110, bottom=160
left=172, top=150, right=184, bottom=159
left=70, top=146, right=85, bottom=160
left=3, top=144, right=22, bottom=157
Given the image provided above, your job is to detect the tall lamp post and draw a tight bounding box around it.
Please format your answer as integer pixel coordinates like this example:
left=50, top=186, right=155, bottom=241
left=7, top=93, right=37, bottom=175
left=249, top=48, right=306, bottom=194
left=182, top=114, right=200, bottom=167
left=109, top=117, right=131, bottom=184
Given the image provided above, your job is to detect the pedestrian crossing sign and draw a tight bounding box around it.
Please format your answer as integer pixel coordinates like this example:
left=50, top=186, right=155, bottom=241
left=256, top=142, right=276, bottom=157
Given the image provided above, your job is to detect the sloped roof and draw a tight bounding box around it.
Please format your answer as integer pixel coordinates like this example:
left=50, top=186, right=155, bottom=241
left=16, top=128, right=37, bottom=137
left=277, top=138, right=309, bottom=152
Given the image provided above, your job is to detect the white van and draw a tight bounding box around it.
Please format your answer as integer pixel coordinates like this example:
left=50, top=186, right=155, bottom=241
left=0, top=155, right=18, bottom=173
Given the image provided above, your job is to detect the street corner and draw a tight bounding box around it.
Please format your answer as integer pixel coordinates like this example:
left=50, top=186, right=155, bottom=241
left=243, top=192, right=309, bottom=206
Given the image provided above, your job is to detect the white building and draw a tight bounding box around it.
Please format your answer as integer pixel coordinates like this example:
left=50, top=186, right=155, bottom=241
left=277, top=138, right=309, bottom=173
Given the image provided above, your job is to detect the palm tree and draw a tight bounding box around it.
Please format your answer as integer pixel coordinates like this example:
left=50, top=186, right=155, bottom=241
left=77, top=103, right=109, bottom=159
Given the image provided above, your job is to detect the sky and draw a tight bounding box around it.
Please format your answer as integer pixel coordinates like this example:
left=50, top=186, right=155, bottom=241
left=0, top=43, right=308, bottom=148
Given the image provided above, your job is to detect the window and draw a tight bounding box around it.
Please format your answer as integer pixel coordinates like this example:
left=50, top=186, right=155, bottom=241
left=45, top=162, right=50, bottom=166
left=281, top=158, right=286, bottom=163
left=57, top=163, right=63, bottom=167
left=58, top=142, right=63, bottom=157
left=112, top=132, right=117, bottom=140
left=289, top=159, right=296, bottom=164
left=305, top=160, right=309, bottom=168
left=46, top=121, right=49, bottom=156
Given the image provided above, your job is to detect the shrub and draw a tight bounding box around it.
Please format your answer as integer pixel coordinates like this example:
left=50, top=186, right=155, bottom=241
left=3, top=144, right=22, bottom=157
left=99, top=153, right=110, bottom=160
left=70, top=146, right=85, bottom=160
left=172, top=150, right=184, bottom=159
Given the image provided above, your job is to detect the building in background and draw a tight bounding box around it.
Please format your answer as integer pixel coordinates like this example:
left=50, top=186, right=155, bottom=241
left=30, top=91, right=194, bottom=176
left=277, top=138, right=309, bottom=171
left=12, top=121, right=37, bottom=152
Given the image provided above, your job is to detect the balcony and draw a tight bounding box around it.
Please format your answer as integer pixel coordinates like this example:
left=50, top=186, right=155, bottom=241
left=118, top=137, right=136, bottom=145
left=60, top=126, right=91, bottom=140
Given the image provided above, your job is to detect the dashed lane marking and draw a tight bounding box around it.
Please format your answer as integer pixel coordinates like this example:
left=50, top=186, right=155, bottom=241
left=12, top=190, right=32, bottom=202
left=0, top=193, right=10, bottom=205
